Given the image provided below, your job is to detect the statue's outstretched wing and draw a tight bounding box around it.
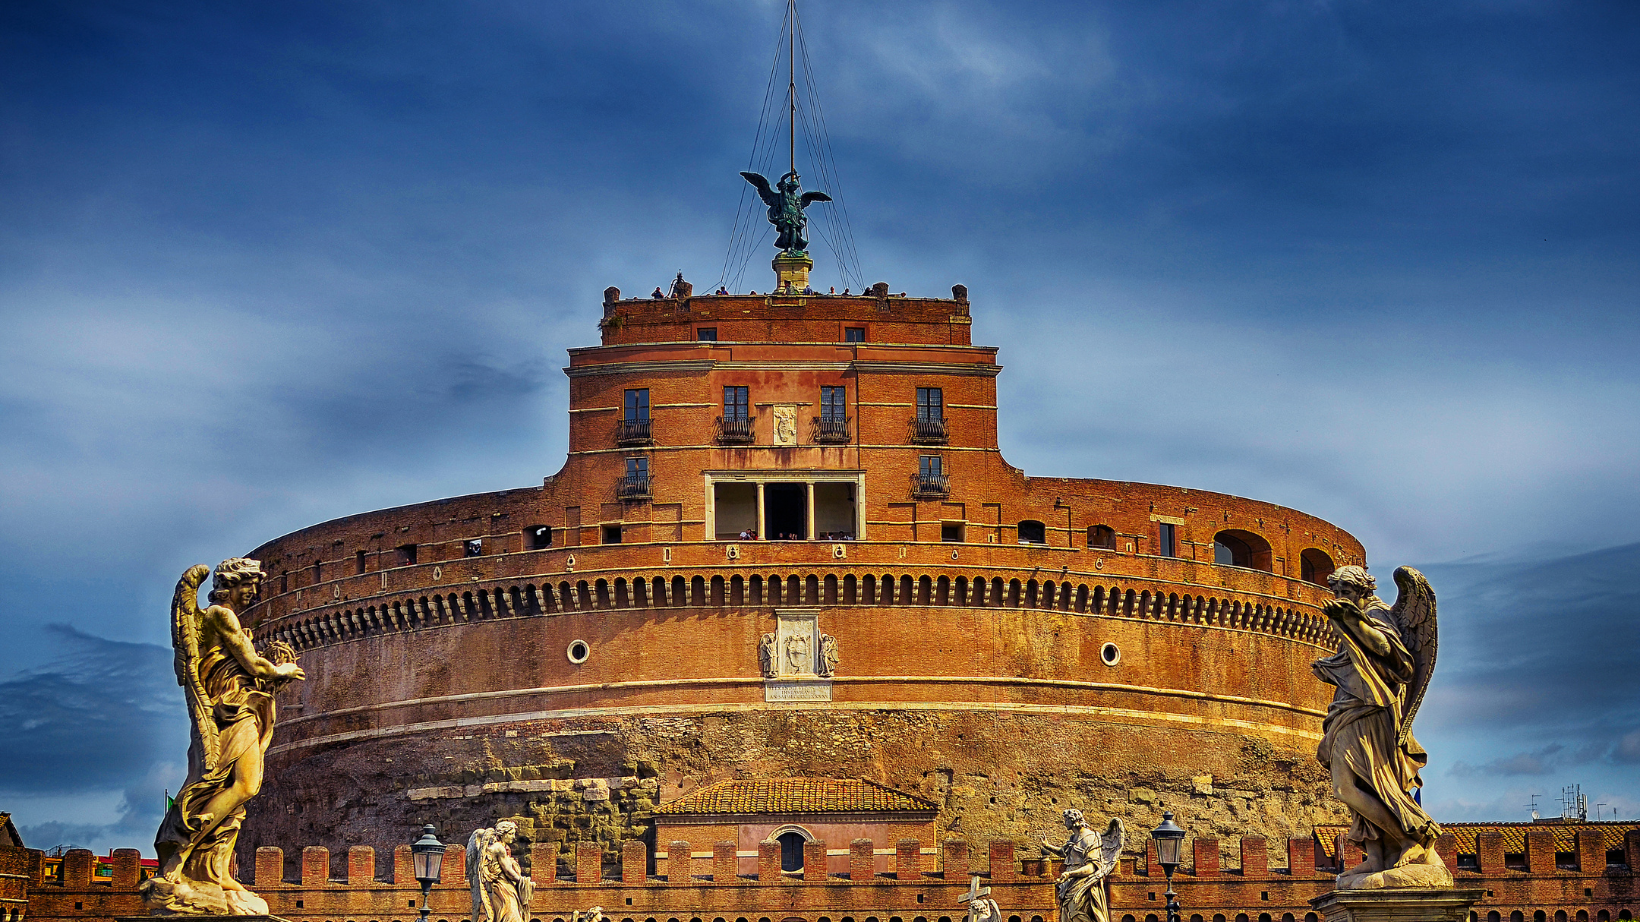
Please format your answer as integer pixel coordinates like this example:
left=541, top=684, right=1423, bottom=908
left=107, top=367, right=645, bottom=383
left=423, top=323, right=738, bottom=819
left=171, top=565, right=219, bottom=771
left=1390, top=566, right=1437, bottom=744
left=740, top=171, right=776, bottom=205
left=800, top=190, right=832, bottom=206
left=1099, top=818, right=1125, bottom=875
left=468, top=827, right=492, bottom=922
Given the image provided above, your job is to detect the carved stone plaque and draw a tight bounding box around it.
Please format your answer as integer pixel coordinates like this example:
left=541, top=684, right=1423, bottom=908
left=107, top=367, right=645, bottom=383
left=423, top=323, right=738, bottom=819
left=772, top=405, right=798, bottom=446
left=764, top=608, right=831, bottom=702
left=765, top=679, right=832, bottom=701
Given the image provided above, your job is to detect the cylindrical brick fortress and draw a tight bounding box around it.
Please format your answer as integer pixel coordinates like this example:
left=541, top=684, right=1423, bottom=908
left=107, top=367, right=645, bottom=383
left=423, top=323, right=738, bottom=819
left=240, top=287, right=1359, bottom=872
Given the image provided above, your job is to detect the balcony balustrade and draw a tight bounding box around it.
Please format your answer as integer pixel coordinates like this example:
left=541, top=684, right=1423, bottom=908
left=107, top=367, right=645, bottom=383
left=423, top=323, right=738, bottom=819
left=814, top=415, right=852, bottom=444
left=617, top=474, right=651, bottom=501
left=717, top=415, right=756, bottom=445
left=912, top=471, right=950, bottom=498
left=910, top=416, right=948, bottom=444
left=616, top=418, right=653, bottom=445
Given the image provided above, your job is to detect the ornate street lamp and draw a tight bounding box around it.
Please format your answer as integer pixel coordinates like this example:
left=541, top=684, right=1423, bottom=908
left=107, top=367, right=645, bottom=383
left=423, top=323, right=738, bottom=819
left=1150, top=812, right=1185, bottom=922
left=411, top=824, right=447, bottom=922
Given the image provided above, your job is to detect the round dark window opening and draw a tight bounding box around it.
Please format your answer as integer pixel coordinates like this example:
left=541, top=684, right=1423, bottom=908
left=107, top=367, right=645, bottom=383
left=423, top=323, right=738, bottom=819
left=567, top=640, right=590, bottom=664
left=1100, top=642, right=1121, bottom=667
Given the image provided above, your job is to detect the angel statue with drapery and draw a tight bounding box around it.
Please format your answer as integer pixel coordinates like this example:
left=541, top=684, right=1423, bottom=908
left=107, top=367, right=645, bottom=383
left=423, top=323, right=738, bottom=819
left=1312, top=565, right=1453, bottom=890
left=468, top=821, right=534, bottom=922
left=740, top=170, right=831, bottom=254
left=143, top=559, right=304, bottom=915
left=1039, top=811, right=1124, bottom=922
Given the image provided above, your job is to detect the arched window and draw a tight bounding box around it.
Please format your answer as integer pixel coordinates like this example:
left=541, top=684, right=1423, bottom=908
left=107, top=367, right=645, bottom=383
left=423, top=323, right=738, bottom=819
left=1018, top=520, right=1046, bottom=545
left=1214, top=529, right=1273, bottom=572
left=1300, top=548, right=1334, bottom=585
left=1087, top=525, right=1116, bottom=550
left=776, top=829, right=807, bottom=872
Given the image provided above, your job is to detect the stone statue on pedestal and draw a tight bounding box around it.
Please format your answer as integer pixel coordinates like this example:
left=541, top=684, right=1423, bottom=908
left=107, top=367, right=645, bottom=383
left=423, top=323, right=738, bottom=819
left=468, top=821, right=534, bottom=922
left=1312, top=565, right=1451, bottom=890
left=1039, top=810, right=1123, bottom=922
left=144, top=559, right=305, bottom=916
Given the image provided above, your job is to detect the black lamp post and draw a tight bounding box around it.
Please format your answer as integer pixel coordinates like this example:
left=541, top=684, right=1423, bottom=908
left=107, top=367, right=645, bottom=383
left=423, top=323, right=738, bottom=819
left=1150, top=811, right=1185, bottom=922
left=411, top=824, right=446, bottom=922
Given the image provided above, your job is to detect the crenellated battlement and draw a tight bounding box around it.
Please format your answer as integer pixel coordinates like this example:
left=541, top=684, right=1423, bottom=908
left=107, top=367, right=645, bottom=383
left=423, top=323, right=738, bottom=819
left=13, top=830, right=1638, bottom=922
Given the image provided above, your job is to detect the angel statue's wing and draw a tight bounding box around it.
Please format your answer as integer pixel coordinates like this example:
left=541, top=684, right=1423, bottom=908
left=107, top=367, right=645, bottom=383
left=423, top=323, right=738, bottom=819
left=1390, top=566, right=1438, bottom=744
left=1099, top=818, right=1125, bottom=875
left=171, top=565, right=219, bottom=771
left=740, top=171, right=776, bottom=205
left=799, top=190, right=832, bottom=206
left=468, top=827, right=493, bottom=922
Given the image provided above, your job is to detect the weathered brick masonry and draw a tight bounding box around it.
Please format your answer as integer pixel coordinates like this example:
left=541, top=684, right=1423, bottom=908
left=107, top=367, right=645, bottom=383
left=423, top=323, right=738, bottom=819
left=226, top=286, right=1368, bottom=876
left=227, top=285, right=1373, bottom=876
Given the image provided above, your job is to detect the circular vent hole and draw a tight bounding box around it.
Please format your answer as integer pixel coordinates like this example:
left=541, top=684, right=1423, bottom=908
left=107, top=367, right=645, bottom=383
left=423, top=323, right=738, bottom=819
left=566, top=640, right=591, bottom=664
left=1100, top=642, right=1121, bottom=667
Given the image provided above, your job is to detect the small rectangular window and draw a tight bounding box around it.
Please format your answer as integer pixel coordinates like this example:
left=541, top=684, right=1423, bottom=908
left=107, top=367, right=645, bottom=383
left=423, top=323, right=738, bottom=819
left=697, top=328, right=718, bottom=341
left=623, top=388, right=649, bottom=422
left=601, top=524, right=622, bottom=544
left=527, top=526, right=551, bottom=550
left=844, top=327, right=865, bottom=343
left=464, top=538, right=483, bottom=557
left=280, top=571, right=289, bottom=593
left=916, top=387, right=944, bottom=421
left=821, top=386, right=846, bottom=422
left=355, top=550, right=367, bottom=575
left=311, top=561, right=321, bottom=585
left=723, top=385, right=749, bottom=421
left=941, top=522, right=964, bottom=543
left=395, top=544, right=418, bottom=566
left=1158, top=522, right=1177, bottom=557
left=626, top=457, right=648, bottom=478
left=919, top=455, right=943, bottom=478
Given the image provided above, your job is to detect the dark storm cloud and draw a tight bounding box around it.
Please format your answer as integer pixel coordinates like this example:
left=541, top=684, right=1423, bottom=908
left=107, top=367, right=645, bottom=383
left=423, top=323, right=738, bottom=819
left=0, top=625, right=183, bottom=794
left=2, top=0, right=1639, bottom=836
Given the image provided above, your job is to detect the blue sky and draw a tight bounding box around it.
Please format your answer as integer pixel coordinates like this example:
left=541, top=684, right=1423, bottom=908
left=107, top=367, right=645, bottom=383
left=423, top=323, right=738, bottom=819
left=2, top=1, right=1638, bottom=854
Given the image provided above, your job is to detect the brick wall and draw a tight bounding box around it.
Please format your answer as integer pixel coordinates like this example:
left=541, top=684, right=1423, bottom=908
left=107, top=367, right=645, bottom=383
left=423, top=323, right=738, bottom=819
left=16, top=834, right=1637, bottom=922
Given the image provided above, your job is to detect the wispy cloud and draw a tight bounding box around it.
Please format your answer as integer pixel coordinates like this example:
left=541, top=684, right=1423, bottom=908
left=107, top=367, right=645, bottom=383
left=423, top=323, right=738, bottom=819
left=1, top=0, right=1638, bottom=837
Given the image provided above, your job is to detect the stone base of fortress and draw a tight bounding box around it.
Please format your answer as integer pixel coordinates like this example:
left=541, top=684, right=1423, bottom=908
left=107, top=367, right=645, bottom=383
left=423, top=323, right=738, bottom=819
left=241, top=708, right=1344, bottom=875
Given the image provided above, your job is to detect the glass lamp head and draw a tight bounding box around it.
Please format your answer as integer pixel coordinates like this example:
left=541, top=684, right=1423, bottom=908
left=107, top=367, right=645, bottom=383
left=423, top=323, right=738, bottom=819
left=411, top=824, right=446, bottom=884
left=1150, top=811, right=1186, bottom=871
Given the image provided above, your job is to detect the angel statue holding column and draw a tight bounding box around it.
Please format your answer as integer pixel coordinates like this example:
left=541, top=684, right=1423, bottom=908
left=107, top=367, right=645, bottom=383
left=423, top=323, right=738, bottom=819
left=468, top=821, right=534, bottom=922
left=1312, top=564, right=1453, bottom=889
left=144, top=559, right=304, bottom=915
left=1040, top=811, right=1123, bottom=922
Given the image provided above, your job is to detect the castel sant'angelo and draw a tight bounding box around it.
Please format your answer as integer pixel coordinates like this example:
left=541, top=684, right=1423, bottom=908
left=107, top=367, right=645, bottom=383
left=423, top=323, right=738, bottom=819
left=237, top=247, right=1364, bottom=873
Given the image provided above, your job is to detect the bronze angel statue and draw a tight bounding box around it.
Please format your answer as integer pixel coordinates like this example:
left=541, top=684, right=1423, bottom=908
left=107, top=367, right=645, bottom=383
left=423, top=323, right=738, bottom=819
left=1312, top=565, right=1451, bottom=890
left=143, top=558, right=304, bottom=915
left=1039, top=811, right=1124, bottom=922
left=740, top=170, right=831, bottom=253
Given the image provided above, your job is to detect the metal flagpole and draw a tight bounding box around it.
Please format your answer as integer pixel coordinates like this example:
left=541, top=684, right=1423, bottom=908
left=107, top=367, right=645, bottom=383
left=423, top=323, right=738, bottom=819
left=789, top=0, right=796, bottom=177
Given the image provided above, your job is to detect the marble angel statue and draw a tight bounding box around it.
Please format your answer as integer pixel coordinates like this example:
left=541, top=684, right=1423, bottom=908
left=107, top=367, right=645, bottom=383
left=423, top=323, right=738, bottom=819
left=144, top=559, right=304, bottom=915
left=1312, top=565, right=1451, bottom=889
left=1040, top=810, right=1124, bottom=922
left=468, top=821, right=533, bottom=922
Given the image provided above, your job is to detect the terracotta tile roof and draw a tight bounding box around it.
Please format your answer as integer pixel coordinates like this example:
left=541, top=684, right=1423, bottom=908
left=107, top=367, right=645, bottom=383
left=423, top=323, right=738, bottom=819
left=655, top=778, right=937, bottom=816
left=1314, top=822, right=1637, bottom=858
